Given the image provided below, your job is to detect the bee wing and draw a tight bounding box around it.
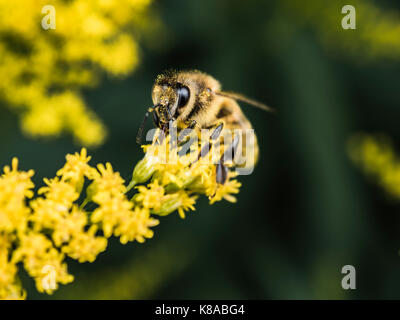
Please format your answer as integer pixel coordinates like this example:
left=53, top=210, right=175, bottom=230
left=215, top=91, right=275, bottom=113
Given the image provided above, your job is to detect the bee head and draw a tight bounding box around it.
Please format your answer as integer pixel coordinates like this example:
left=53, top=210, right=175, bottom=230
left=137, top=70, right=221, bottom=144
left=151, top=72, right=193, bottom=123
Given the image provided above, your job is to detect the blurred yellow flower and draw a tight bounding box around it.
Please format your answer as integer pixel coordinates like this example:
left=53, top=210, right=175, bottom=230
left=348, top=134, right=400, bottom=198
left=0, top=234, right=25, bottom=300
left=282, top=0, right=400, bottom=61
left=0, top=0, right=154, bottom=146
left=0, top=158, right=34, bottom=233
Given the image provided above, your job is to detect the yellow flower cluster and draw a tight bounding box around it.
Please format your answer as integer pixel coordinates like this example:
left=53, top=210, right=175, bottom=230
left=348, top=134, right=400, bottom=198
left=89, top=163, right=159, bottom=244
left=281, top=0, right=400, bottom=61
left=0, top=0, right=153, bottom=146
left=130, top=133, right=241, bottom=217
left=0, top=133, right=241, bottom=299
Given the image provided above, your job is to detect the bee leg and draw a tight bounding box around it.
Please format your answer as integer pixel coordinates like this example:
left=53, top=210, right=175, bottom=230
left=165, top=106, right=176, bottom=135
left=209, top=122, right=224, bottom=141
left=155, top=129, right=166, bottom=145
left=216, top=160, right=228, bottom=184
left=178, top=120, right=197, bottom=144
left=162, top=106, right=181, bottom=148
left=215, top=133, right=240, bottom=184
left=166, top=105, right=175, bottom=122
left=169, top=118, right=178, bottom=148
left=195, top=122, right=224, bottom=160
left=153, top=112, right=166, bottom=145
left=152, top=108, right=160, bottom=127
left=221, top=132, right=240, bottom=163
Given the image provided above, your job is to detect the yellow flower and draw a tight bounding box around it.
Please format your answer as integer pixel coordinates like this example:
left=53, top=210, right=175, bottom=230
left=90, top=163, right=126, bottom=198
left=91, top=196, right=135, bottom=238
left=130, top=134, right=181, bottom=187
left=1, top=158, right=35, bottom=198
left=209, top=178, right=242, bottom=204
left=114, top=207, right=159, bottom=244
left=13, top=232, right=74, bottom=294
left=184, top=162, right=217, bottom=194
left=348, top=134, right=400, bottom=198
left=0, top=283, right=25, bottom=300
left=131, top=130, right=242, bottom=209
left=39, top=178, right=80, bottom=208
left=135, top=180, right=165, bottom=211
left=152, top=153, right=199, bottom=189
left=153, top=191, right=197, bottom=219
left=0, top=0, right=155, bottom=145
left=281, top=0, right=400, bottom=61
left=0, top=158, right=34, bottom=233
left=51, top=205, right=88, bottom=247
left=0, top=234, right=25, bottom=300
left=30, top=178, right=79, bottom=231
left=89, top=161, right=159, bottom=245
left=0, top=133, right=244, bottom=298
left=57, top=148, right=98, bottom=191
left=62, top=225, right=108, bottom=263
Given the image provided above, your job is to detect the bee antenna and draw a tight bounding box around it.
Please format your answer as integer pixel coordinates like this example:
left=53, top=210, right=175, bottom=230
left=136, top=105, right=158, bottom=145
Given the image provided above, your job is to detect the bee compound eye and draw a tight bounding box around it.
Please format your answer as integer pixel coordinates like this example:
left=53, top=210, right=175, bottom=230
left=177, top=85, right=190, bottom=109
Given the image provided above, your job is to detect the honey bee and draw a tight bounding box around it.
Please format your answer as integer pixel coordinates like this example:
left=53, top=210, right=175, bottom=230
left=137, top=69, right=274, bottom=184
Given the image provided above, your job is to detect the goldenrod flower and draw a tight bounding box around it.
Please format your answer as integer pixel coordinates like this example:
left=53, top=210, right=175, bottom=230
left=130, top=131, right=242, bottom=210
left=61, top=224, right=107, bottom=263
left=0, top=0, right=155, bottom=145
left=13, top=232, right=74, bottom=294
left=281, top=0, right=400, bottom=61
left=348, top=134, right=400, bottom=198
left=90, top=163, right=127, bottom=199
left=51, top=205, right=88, bottom=247
left=0, top=131, right=243, bottom=299
left=30, top=178, right=79, bottom=233
left=57, top=148, right=98, bottom=191
left=114, top=207, right=159, bottom=245
left=0, top=234, right=25, bottom=300
left=153, top=191, right=197, bottom=219
left=209, top=175, right=241, bottom=204
left=0, top=158, right=34, bottom=233
left=135, top=180, right=166, bottom=211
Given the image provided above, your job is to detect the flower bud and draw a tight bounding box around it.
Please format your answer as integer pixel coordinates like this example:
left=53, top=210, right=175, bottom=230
left=152, top=194, right=181, bottom=216
left=131, top=154, right=159, bottom=185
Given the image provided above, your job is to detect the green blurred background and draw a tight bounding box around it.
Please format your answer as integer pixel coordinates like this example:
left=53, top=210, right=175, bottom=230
left=2, top=0, right=400, bottom=299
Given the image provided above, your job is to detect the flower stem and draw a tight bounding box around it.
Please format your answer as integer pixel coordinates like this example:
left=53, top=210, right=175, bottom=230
left=79, top=198, right=89, bottom=210
left=125, top=179, right=137, bottom=193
